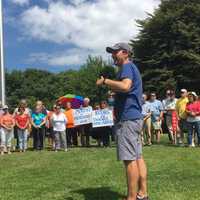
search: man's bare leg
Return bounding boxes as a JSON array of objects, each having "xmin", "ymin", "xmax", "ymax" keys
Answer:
[
  {"xmin": 137, "ymin": 158, "xmax": 148, "ymax": 198},
  {"xmin": 124, "ymin": 160, "xmax": 139, "ymax": 200}
]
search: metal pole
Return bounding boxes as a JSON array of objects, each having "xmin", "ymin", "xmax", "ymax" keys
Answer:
[{"xmin": 0, "ymin": 0, "xmax": 5, "ymax": 105}]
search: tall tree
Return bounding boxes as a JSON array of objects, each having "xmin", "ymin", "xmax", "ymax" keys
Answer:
[
  {"xmin": 131, "ymin": 0, "xmax": 200, "ymax": 96},
  {"xmin": 78, "ymin": 56, "xmax": 115, "ymax": 104}
]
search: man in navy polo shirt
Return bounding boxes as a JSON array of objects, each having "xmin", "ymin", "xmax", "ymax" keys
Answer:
[{"xmin": 96, "ymin": 43, "xmax": 149, "ymax": 200}]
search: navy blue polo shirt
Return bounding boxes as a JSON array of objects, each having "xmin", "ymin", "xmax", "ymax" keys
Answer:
[{"xmin": 114, "ymin": 62, "xmax": 143, "ymax": 121}]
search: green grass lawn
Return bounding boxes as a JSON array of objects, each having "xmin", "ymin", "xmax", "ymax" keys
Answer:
[{"xmin": 0, "ymin": 135, "xmax": 200, "ymax": 200}]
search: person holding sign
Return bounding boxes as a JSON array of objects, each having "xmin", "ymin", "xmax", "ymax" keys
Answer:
[
  {"xmin": 80, "ymin": 98, "xmax": 92, "ymax": 147},
  {"xmin": 99, "ymin": 101, "xmax": 112, "ymax": 147},
  {"xmin": 96, "ymin": 43, "xmax": 149, "ymax": 200}
]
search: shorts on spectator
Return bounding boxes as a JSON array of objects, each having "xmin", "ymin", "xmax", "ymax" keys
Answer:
[{"xmin": 152, "ymin": 121, "xmax": 162, "ymax": 130}]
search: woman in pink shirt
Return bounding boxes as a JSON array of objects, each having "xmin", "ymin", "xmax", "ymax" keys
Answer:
[{"xmin": 186, "ymin": 92, "xmax": 200, "ymax": 147}]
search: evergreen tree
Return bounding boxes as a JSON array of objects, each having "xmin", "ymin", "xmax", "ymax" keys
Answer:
[{"xmin": 131, "ymin": 0, "xmax": 200, "ymax": 96}]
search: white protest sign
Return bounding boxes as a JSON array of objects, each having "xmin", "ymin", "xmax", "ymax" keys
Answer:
[
  {"xmin": 92, "ymin": 109, "xmax": 114, "ymax": 128},
  {"xmin": 74, "ymin": 106, "xmax": 93, "ymax": 126}
]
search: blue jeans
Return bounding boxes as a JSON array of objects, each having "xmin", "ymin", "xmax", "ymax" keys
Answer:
[
  {"xmin": 187, "ymin": 121, "xmax": 200, "ymax": 145},
  {"xmin": 17, "ymin": 128, "xmax": 28, "ymax": 150}
]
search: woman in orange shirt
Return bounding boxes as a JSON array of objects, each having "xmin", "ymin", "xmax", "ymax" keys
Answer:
[
  {"xmin": 0, "ymin": 105, "xmax": 15, "ymax": 155},
  {"xmin": 64, "ymin": 102, "xmax": 78, "ymax": 147}
]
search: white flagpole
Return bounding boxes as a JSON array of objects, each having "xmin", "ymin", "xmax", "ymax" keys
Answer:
[{"xmin": 0, "ymin": 0, "xmax": 5, "ymax": 105}]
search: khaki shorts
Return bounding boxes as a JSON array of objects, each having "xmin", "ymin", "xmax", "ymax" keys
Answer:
[{"xmin": 152, "ymin": 121, "xmax": 162, "ymax": 130}]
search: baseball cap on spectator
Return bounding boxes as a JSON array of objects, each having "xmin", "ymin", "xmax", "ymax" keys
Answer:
[
  {"xmin": 150, "ymin": 92, "xmax": 156, "ymax": 96},
  {"xmin": 3, "ymin": 105, "xmax": 8, "ymax": 109},
  {"xmin": 180, "ymin": 89, "xmax": 187, "ymax": 93},
  {"xmin": 106, "ymin": 43, "xmax": 132, "ymax": 53},
  {"xmin": 188, "ymin": 91, "xmax": 197, "ymax": 97}
]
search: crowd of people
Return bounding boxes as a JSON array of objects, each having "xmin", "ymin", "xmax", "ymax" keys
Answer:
[
  {"xmin": 0, "ymin": 88, "xmax": 199, "ymax": 155},
  {"xmin": 142, "ymin": 88, "xmax": 200, "ymax": 147},
  {"xmin": 0, "ymin": 97, "xmax": 114, "ymax": 155}
]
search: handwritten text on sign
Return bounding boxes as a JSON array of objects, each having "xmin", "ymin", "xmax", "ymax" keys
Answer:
[
  {"xmin": 92, "ymin": 109, "xmax": 114, "ymax": 128},
  {"xmin": 74, "ymin": 107, "xmax": 93, "ymax": 126}
]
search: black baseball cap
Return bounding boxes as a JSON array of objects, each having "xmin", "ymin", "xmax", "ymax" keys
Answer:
[{"xmin": 106, "ymin": 42, "xmax": 132, "ymax": 53}]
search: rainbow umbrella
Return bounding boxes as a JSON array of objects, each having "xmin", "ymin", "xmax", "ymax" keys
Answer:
[{"xmin": 57, "ymin": 94, "xmax": 84, "ymax": 108}]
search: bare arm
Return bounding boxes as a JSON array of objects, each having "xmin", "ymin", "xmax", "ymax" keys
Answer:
[
  {"xmin": 159, "ymin": 111, "xmax": 164, "ymax": 121},
  {"xmin": 15, "ymin": 120, "xmax": 21, "ymax": 129},
  {"xmin": 96, "ymin": 76, "xmax": 132, "ymax": 93},
  {"xmin": 21, "ymin": 118, "xmax": 30, "ymax": 129},
  {"xmin": 31, "ymin": 118, "xmax": 38, "ymax": 128},
  {"xmin": 39, "ymin": 116, "xmax": 47, "ymax": 127},
  {"xmin": 11, "ymin": 118, "xmax": 15, "ymax": 128},
  {"xmin": 1, "ymin": 121, "xmax": 8, "ymax": 129},
  {"xmin": 143, "ymin": 113, "xmax": 151, "ymax": 121}
]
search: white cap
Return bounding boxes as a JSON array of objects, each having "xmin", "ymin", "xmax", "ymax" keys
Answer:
[
  {"xmin": 188, "ymin": 91, "xmax": 198, "ymax": 97},
  {"xmin": 3, "ymin": 105, "xmax": 8, "ymax": 109},
  {"xmin": 181, "ymin": 89, "xmax": 187, "ymax": 93}
]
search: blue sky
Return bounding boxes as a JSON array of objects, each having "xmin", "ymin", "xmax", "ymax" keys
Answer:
[{"xmin": 4, "ymin": 0, "xmax": 160, "ymax": 73}]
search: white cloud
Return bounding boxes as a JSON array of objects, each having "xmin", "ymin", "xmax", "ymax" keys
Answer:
[
  {"xmin": 12, "ymin": 0, "xmax": 30, "ymax": 6},
  {"xmin": 19, "ymin": 0, "xmax": 160, "ymax": 66},
  {"xmin": 27, "ymin": 48, "xmax": 102, "ymax": 66}
]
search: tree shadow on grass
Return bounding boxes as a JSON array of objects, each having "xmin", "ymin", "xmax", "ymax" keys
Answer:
[{"xmin": 65, "ymin": 187, "xmax": 124, "ymax": 200}]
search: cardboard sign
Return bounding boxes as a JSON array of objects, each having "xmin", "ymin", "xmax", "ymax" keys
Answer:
[
  {"xmin": 92, "ymin": 109, "xmax": 114, "ymax": 128},
  {"xmin": 73, "ymin": 107, "xmax": 92, "ymax": 126}
]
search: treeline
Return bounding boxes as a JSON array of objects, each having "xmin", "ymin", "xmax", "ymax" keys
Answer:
[
  {"xmin": 6, "ymin": 0, "xmax": 200, "ymax": 108},
  {"xmin": 6, "ymin": 57, "xmax": 116, "ymax": 109}
]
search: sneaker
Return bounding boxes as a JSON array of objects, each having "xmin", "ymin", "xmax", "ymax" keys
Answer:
[
  {"xmin": 1, "ymin": 151, "xmax": 4, "ymax": 155},
  {"xmin": 64, "ymin": 148, "xmax": 68, "ymax": 152},
  {"xmin": 8, "ymin": 151, "xmax": 12, "ymax": 155},
  {"xmin": 137, "ymin": 195, "xmax": 150, "ymax": 200}
]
